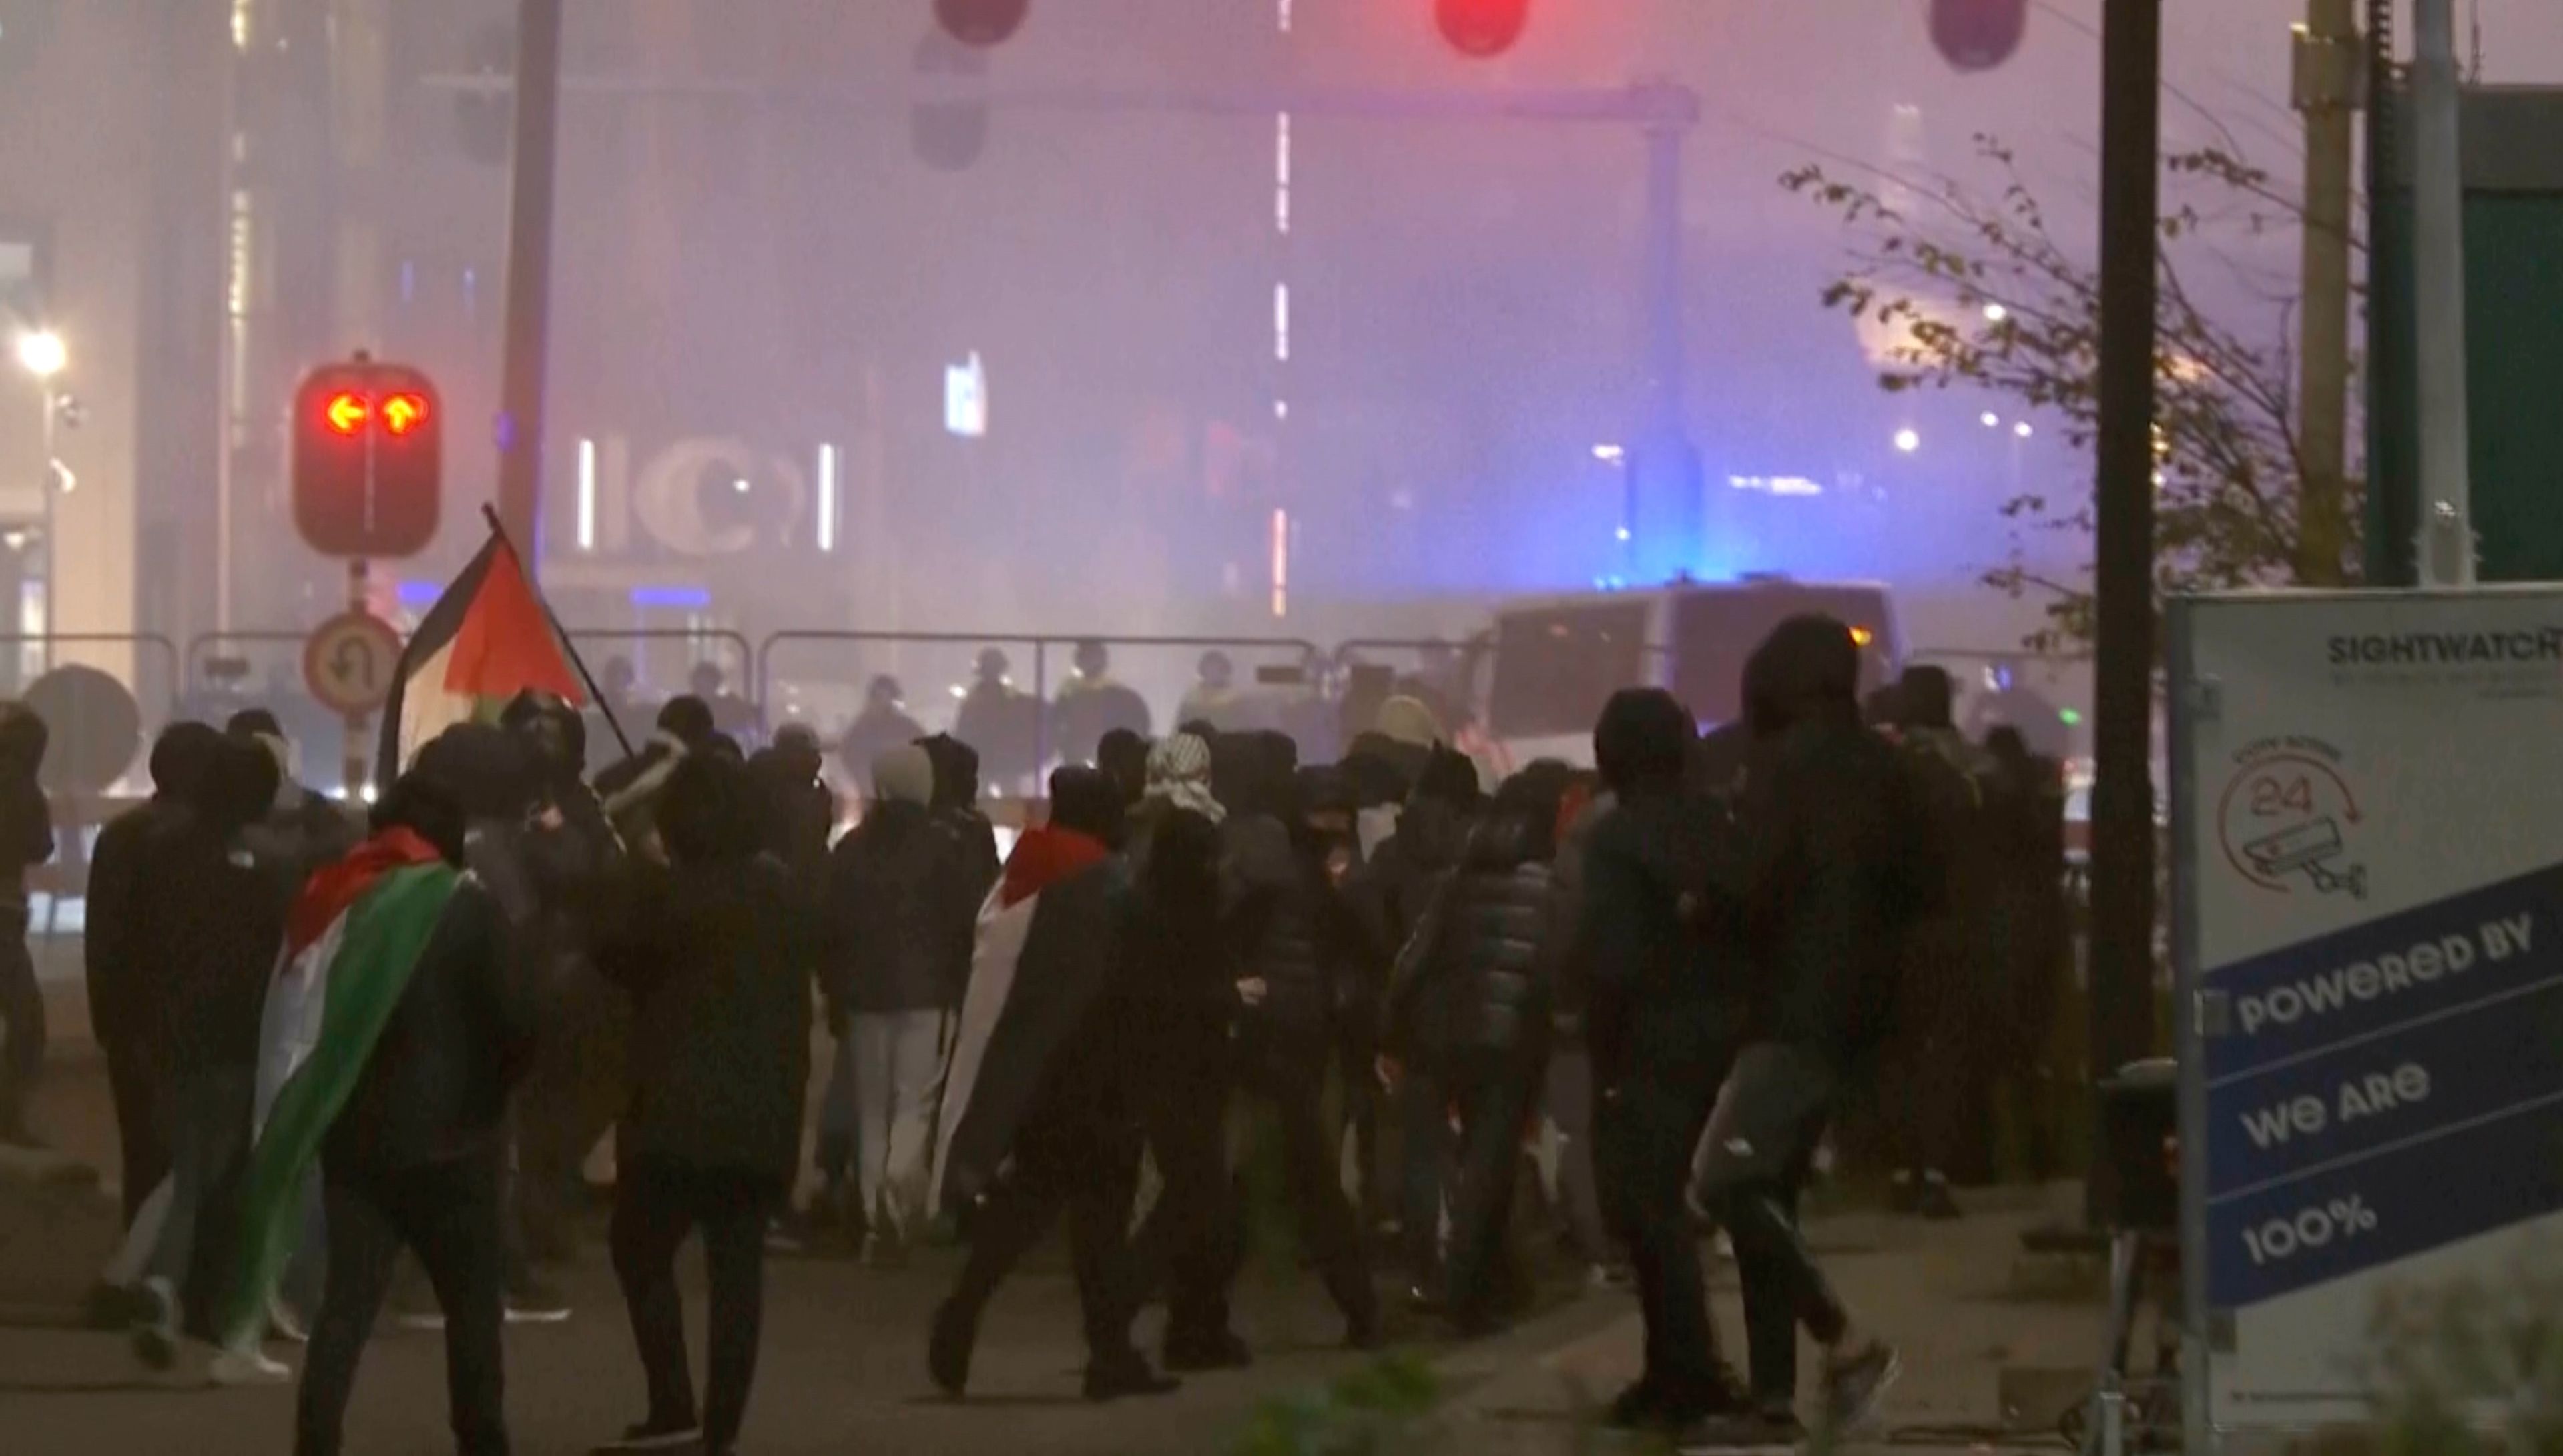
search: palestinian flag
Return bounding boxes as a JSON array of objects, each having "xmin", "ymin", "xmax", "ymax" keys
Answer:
[
  {"xmin": 220, "ymin": 828, "xmax": 459, "ymax": 1349},
  {"xmin": 931, "ymin": 827, "xmax": 1119, "ymax": 1218},
  {"xmin": 378, "ymin": 529, "xmax": 585, "ymax": 777}
]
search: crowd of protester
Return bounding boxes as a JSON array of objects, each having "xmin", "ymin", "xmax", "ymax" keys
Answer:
[{"xmin": 0, "ymin": 611, "xmax": 2069, "ymax": 1454}]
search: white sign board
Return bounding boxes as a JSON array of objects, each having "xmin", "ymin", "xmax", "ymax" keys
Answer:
[{"xmin": 2171, "ymin": 589, "xmax": 2563, "ymax": 1439}]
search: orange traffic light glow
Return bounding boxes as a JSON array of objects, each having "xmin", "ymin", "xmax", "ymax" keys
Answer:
[
  {"xmin": 382, "ymin": 392, "xmax": 429, "ymax": 437},
  {"xmin": 324, "ymin": 392, "xmax": 369, "ymax": 436}
]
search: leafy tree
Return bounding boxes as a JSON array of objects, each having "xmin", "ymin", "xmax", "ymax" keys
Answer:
[{"xmin": 1785, "ymin": 137, "xmax": 2359, "ymax": 652}]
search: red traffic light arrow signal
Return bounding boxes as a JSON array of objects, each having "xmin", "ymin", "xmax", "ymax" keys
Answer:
[
  {"xmin": 325, "ymin": 392, "xmax": 370, "ymax": 436},
  {"xmin": 1436, "ymin": 0, "xmax": 1532, "ymax": 58},
  {"xmin": 292, "ymin": 360, "xmax": 444, "ymax": 560}
]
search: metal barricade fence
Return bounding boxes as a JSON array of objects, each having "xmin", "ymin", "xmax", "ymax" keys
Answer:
[
  {"xmin": 561, "ymin": 627, "xmax": 758, "ymax": 769},
  {"xmin": 188, "ymin": 631, "xmax": 363, "ymax": 793},
  {"xmin": 3, "ymin": 633, "xmax": 184, "ymax": 932},
  {"xmin": 759, "ymin": 630, "xmax": 1322, "ymax": 799}
]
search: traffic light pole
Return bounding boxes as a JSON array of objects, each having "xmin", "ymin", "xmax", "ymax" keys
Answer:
[
  {"xmin": 494, "ymin": 0, "xmax": 565, "ymax": 573},
  {"xmin": 346, "ymin": 557, "xmax": 372, "ymax": 799},
  {"xmin": 2087, "ymin": 0, "xmax": 2161, "ymax": 1170}
]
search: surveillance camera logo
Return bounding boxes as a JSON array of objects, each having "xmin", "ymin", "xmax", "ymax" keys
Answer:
[{"xmin": 2219, "ymin": 739, "xmax": 2367, "ymax": 900}]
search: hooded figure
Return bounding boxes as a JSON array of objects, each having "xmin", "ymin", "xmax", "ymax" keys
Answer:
[
  {"xmin": 822, "ymin": 743, "xmax": 974, "ymax": 1255},
  {"xmin": 125, "ymin": 734, "xmax": 288, "ymax": 1365},
  {"xmin": 929, "ymin": 766, "xmax": 1174, "ymax": 1404},
  {"xmin": 594, "ymin": 752, "xmax": 818, "ymax": 1453},
  {"xmin": 1574, "ymin": 687, "xmax": 1749, "ymax": 1434},
  {"xmin": 86, "ymin": 721, "xmax": 221, "ymax": 1213},
  {"xmin": 1881, "ymin": 664, "xmax": 1999, "ymax": 1210},
  {"xmin": 597, "ymin": 696, "xmax": 718, "ymax": 854},
  {"xmin": 954, "ymin": 650, "xmax": 1040, "ymax": 795},
  {"xmin": 227, "ymin": 711, "xmax": 360, "ymax": 906},
  {"xmin": 1686, "ymin": 616, "xmax": 1915, "ymax": 1438},
  {"xmin": 1381, "ymin": 768, "xmax": 1568, "ymax": 1335},
  {"xmin": 915, "ymin": 733, "xmax": 1002, "ymax": 928},
  {"xmin": 0, "ymin": 704, "xmax": 51, "ymax": 1144}
]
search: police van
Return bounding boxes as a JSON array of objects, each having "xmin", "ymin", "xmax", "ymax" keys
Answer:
[{"xmin": 1474, "ymin": 576, "xmax": 1903, "ymax": 769}]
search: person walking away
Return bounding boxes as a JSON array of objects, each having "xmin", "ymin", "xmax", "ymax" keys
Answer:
[
  {"xmin": 1381, "ymin": 769, "xmax": 1567, "ymax": 1336},
  {"xmin": 1220, "ymin": 735, "xmax": 1382, "ymax": 1349},
  {"xmin": 1884, "ymin": 664, "xmax": 1998, "ymax": 1216},
  {"xmin": 592, "ymin": 754, "xmax": 817, "ymax": 1455},
  {"xmin": 493, "ymin": 693, "xmax": 629, "ymax": 1271},
  {"xmin": 1689, "ymin": 616, "xmax": 1925, "ymax": 1441},
  {"xmin": 1052, "ymin": 639, "xmax": 1153, "ymax": 769},
  {"xmin": 1538, "ymin": 769, "xmax": 1620, "ymax": 1283},
  {"xmin": 916, "ymin": 732, "xmax": 1001, "ymax": 916},
  {"xmin": 1352, "ymin": 745, "xmax": 1479, "ymax": 1305},
  {"xmin": 1120, "ymin": 735, "xmax": 1249, "ymax": 1371},
  {"xmin": 928, "ymin": 768, "xmax": 1175, "ymax": 1403},
  {"xmin": 1095, "ymin": 727, "xmax": 1151, "ymax": 814},
  {"xmin": 126, "ymin": 736, "xmax": 290, "ymax": 1365},
  {"xmin": 228, "ymin": 709, "xmax": 360, "ymax": 880},
  {"xmin": 0, "ymin": 703, "xmax": 53, "ymax": 1146},
  {"xmin": 1978, "ymin": 727, "xmax": 2069, "ymax": 1183},
  {"xmin": 825, "ymin": 745, "xmax": 965, "ymax": 1260},
  {"xmin": 1573, "ymin": 691, "xmax": 1748, "ymax": 1435},
  {"xmin": 748, "ymin": 724, "xmax": 836, "ymax": 891},
  {"xmin": 85, "ymin": 723, "xmax": 218, "ymax": 1230},
  {"xmin": 952, "ymin": 650, "xmax": 1039, "ymax": 795},
  {"xmin": 290, "ymin": 765, "xmax": 535, "ymax": 1456}
]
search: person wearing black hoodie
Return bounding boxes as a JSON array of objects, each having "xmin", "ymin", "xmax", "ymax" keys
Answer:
[
  {"xmin": 128, "ymin": 734, "xmax": 289, "ymax": 1365},
  {"xmin": 0, "ymin": 703, "xmax": 53, "ymax": 1145},
  {"xmin": 1352, "ymin": 745, "xmax": 1479, "ymax": 1307},
  {"xmin": 85, "ymin": 721, "xmax": 220, "ymax": 1217},
  {"xmin": 1576, "ymin": 689, "xmax": 1743, "ymax": 1435},
  {"xmin": 1688, "ymin": 615, "xmax": 1922, "ymax": 1438},
  {"xmin": 595, "ymin": 753, "xmax": 820, "ymax": 1456},
  {"xmin": 293, "ymin": 764, "xmax": 532, "ymax": 1456},
  {"xmin": 1382, "ymin": 768, "xmax": 1568, "ymax": 1336},
  {"xmin": 916, "ymin": 732, "xmax": 1002, "ymax": 926},
  {"xmin": 1219, "ymin": 733, "xmax": 1383, "ymax": 1349}
]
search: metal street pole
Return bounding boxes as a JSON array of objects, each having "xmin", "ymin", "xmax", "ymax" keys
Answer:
[
  {"xmin": 494, "ymin": 0, "xmax": 564, "ymax": 570},
  {"xmin": 2409, "ymin": 0, "xmax": 2475, "ymax": 587},
  {"xmin": 38, "ymin": 388, "xmax": 54, "ymax": 673},
  {"xmin": 2292, "ymin": 0, "xmax": 2359, "ymax": 587},
  {"xmin": 2088, "ymin": 0, "xmax": 2162, "ymax": 1097}
]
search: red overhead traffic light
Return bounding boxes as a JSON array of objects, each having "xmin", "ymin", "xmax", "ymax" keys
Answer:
[
  {"xmin": 292, "ymin": 359, "xmax": 443, "ymax": 559},
  {"xmin": 1929, "ymin": 0, "xmax": 2028, "ymax": 71},
  {"xmin": 934, "ymin": 0, "xmax": 1028, "ymax": 48},
  {"xmin": 324, "ymin": 391, "xmax": 369, "ymax": 436},
  {"xmin": 1436, "ymin": 0, "xmax": 1530, "ymax": 58}
]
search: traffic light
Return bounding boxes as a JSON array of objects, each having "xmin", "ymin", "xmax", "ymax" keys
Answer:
[
  {"xmin": 1436, "ymin": 0, "xmax": 1530, "ymax": 58},
  {"xmin": 292, "ymin": 359, "xmax": 443, "ymax": 559},
  {"xmin": 934, "ymin": 0, "xmax": 1028, "ymax": 48},
  {"xmin": 1928, "ymin": 0, "xmax": 2028, "ymax": 72}
]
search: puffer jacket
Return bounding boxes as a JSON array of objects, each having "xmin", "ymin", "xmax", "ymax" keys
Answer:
[
  {"xmin": 1384, "ymin": 811, "xmax": 1561, "ymax": 1072},
  {"xmin": 1225, "ymin": 813, "xmax": 1337, "ymax": 1040},
  {"xmin": 826, "ymin": 799, "xmax": 970, "ymax": 1015}
]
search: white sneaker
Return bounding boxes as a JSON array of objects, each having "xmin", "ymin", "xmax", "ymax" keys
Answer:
[{"xmin": 210, "ymin": 1346, "xmax": 293, "ymax": 1387}]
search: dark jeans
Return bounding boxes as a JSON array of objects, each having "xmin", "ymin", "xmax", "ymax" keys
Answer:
[
  {"xmin": 1129, "ymin": 1062, "xmax": 1241, "ymax": 1348},
  {"xmin": 1690, "ymin": 1042, "xmax": 1851, "ymax": 1407},
  {"xmin": 1596, "ymin": 1062, "xmax": 1727, "ymax": 1403},
  {"xmin": 102, "ymin": 1038, "xmax": 168, "ymax": 1227},
  {"xmin": 1444, "ymin": 1058, "xmax": 1539, "ymax": 1326},
  {"xmin": 1394, "ymin": 1069, "xmax": 1454, "ymax": 1293},
  {"xmin": 610, "ymin": 1159, "xmax": 777, "ymax": 1450},
  {"xmin": 0, "ymin": 926, "xmax": 41, "ymax": 1136},
  {"xmin": 1235, "ymin": 1041, "xmax": 1379, "ymax": 1332},
  {"xmin": 948, "ymin": 1112, "xmax": 1143, "ymax": 1367},
  {"xmin": 297, "ymin": 1156, "xmax": 510, "ymax": 1456},
  {"xmin": 1542, "ymin": 1046, "xmax": 1613, "ymax": 1266}
]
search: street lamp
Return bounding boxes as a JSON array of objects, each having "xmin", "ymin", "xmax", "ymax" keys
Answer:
[{"xmin": 15, "ymin": 330, "xmax": 67, "ymax": 672}]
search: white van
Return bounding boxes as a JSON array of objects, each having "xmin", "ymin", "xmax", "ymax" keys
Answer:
[{"xmin": 1474, "ymin": 577, "xmax": 1904, "ymax": 768}]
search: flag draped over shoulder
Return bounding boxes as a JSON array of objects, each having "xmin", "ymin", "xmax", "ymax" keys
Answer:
[
  {"xmin": 930, "ymin": 833, "xmax": 1120, "ymax": 1218},
  {"xmin": 378, "ymin": 530, "xmax": 585, "ymax": 777},
  {"xmin": 220, "ymin": 829, "xmax": 457, "ymax": 1347}
]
